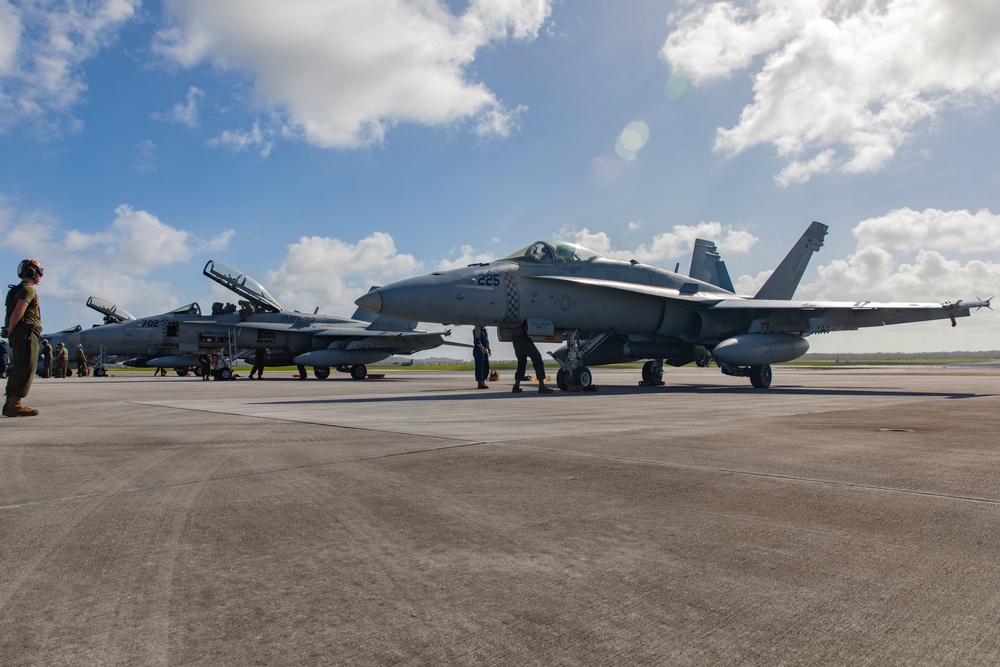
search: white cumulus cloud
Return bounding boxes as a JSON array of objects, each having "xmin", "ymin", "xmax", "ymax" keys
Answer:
[
  {"xmin": 662, "ymin": 0, "xmax": 1000, "ymax": 184},
  {"xmin": 801, "ymin": 208, "xmax": 1000, "ymax": 303},
  {"xmin": 0, "ymin": 198, "xmax": 235, "ymax": 325},
  {"xmin": 155, "ymin": 0, "xmax": 552, "ymax": 150},
  {"xmin": 152, "ymin": 86, "xmax": 204, "ymax": 127},
  {"xmin": 266, "ymin": 232, "xmax": 423, "ymax": 314},
  {"xmin": 559, "ymin": 222, "xmax": 757, "ymax": 264},
  {"xmin": 0, "ymin": 0, "xmax": 139, "ymax": 133}
]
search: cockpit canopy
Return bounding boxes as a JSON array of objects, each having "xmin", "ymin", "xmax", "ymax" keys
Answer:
[
  {"xmin": 203, "ymin": 260, "xmax": 282, "ymax": 313},
  {"xmin": 502, "ymin": 240, "xmax": 603, "ymax": 264},
  {"xmin": 169, "ymin": 302, "xmax": 202, "ymax": 316},
  {"xmin": 86, "ymin": 296, "xmax": 135, "ymax": 323}
]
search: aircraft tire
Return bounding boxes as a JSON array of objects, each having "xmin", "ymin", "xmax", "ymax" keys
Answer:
[
  {"xmin": 313, "ymin": 366, "xmax": 331, "ymax": 380},
  {"xmin": 641, "ymin": 360, "xmax": 662, "ymax": 384},
  {"xmin": 572, "ymin": 367, "xmax": 593, "ymax": 389},
  {"xmin": 94, "ymin": 367, "xmax": 107, "ymax": 377},
  {"xmin": 216, "ymin": 367, "xmax": 233, "ymax": 381},
  {"xmin": 350, "ymin": 364, "xmax": 367, "ymax": 380},
  {"xmin": 176, "ymin": 368, "xmax": 189, "ymax": 377},
  {"xmin": 749, "ymin": 364, "xmax": 772, "ymax": 389},
  {"xmin": 556, "ymin": 368, "xmax": 568, "ymax": 391}
]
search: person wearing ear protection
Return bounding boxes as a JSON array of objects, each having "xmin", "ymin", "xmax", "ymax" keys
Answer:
[{"xmin": 3, "ymin": 259, "xmax": 44, "ymax": 417}]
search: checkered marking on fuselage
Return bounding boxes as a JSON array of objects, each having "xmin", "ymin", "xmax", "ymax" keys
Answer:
[{"xmin": 502, "ymin": 272, "xmax": 520, "ymax": 326}]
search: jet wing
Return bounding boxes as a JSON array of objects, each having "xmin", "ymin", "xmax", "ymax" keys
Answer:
[
  {"xmin": 708, "ymin": 298, "xmax": 990, "ymax": 333},
  {"xmin": 532, "ymin": 276, "xmax": 989, "ymax": 333}
]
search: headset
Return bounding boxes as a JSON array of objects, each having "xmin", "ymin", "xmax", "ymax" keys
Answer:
[{"xmin": 17, "ymin": 259, "xmax": 43, "ymax": 280}]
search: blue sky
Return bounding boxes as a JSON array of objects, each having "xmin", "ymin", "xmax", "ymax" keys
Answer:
[{"xmin": 1, "ymin": 0, "xmax": 998, "ymax": 355}]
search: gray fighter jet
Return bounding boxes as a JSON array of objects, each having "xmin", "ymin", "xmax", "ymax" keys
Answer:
[
  {"xmin": 354, "ymin": 221, "xmax": 990, "ymax": 390},
  {"xmin": 74, "ymin": 260, "xmax": 458, "ymax": 379},
  {"xmin": 39, "ymin": 297, "xmax": 143, "ymax": 377}
]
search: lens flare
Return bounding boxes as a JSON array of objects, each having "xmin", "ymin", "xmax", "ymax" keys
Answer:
[
  {"xmin": 615, "ymin": 120, "xmax": 650, "ymax": 159},
  {"xmin": 664, "ymin": 75, "xmax": 690, "ymax": 100}
]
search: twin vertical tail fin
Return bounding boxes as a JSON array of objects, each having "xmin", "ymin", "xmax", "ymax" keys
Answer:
[
  {"xmin": 753, "ymin": 221, "xmax": 828, "ymax": 300},
  {"xmin": 688, "ymin": 239, "xmax": 735, "ymax": 292}
]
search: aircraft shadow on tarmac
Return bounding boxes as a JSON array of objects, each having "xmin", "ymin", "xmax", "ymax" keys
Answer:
[{"xmin": 248, "ymin": 383, "xmax": 988, "ymax": 407}]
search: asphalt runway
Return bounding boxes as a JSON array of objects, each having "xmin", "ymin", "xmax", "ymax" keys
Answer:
[{"xmin": 3, "ymin": 365, "xmax": 1000, "ymax": 665}]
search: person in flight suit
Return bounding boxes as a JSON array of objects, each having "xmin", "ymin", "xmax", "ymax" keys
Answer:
[
  {"xmin": 39, "ymin": 339, "xmax": 52, "ymax": 378},
  {"xmin": 473, "ymin": 325, "xmax": 491, "ymax": 389},
  {"xmin": 3, "ymin": 259, "xmax": 44, "ymax": 417}
]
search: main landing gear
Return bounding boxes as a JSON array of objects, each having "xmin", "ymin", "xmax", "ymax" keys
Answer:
[
  {"xmin": 640, "ymin": 359, "xmax": 664, "ymax": 386},
  {"xmin": 719, "ymin": 363, "xmax": 773, "ymax": 389},
  {"xmin": 334, "ymin": 364, "xmax": 368, "ymax": 380}
]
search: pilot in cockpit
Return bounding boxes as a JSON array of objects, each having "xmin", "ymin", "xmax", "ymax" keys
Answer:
[
  {"xmin": 555, "ymin": 244, "xmax": 580, "ymax": 263},
  {"xmin": 526, "ymin": 242, "xmax": 553, "ymax": 263}
]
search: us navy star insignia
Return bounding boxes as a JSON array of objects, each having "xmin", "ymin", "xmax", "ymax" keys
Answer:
[{"xmin": 556, "ymin": 295, "xmax": 576, "ymax": 311}]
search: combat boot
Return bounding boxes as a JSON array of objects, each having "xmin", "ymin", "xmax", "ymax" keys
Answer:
[
  {"xmin": 16, "ymin": 398, "xmax": 39, "ymax": 416},
  {"xmin": 4, "ymin": 395, "xmax": 39, "ymax": 417}
]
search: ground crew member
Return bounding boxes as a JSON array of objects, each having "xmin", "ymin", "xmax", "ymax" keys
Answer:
[
  {"xmin": 3, "ymin": 259, "xmax": 44, "ymax": 417},
  {"xmin": 55, "ymin": 342, "xmax": 68, "ymax": 378},
  {"xmin": 38, "ymin": 338, "xmax": 52, "ymax": 378},
  {"xmin": 74, "ymin": 344, "xmax": 87, "ymax": 376},
  {"xmin": 473, "ymin": 325, "xmax": 491, "ymax": 389},
  {"xmin": 511, "ymin": 322, "xmax": 553, "ymax": 394},
  {"xmin": 249, "ymin": 347, "xmax": 268, "ymax": 379},
  {"xmin": 39, "ymin": 339, "xmax": 52, "ymax": 378}
]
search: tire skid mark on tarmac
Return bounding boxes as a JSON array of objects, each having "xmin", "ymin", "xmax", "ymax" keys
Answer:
[{"xmin": 0, "ymin": 444, "xmax": 214, "ymax": 629}]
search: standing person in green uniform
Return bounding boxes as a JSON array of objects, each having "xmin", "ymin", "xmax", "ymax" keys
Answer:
[
  {"xmin": 74, "ymin": 344, "xmax": 88, "ymax": 376},
  {"xmin": 2, "ymin": 259, "xmax": 44, "ymax": 417},
  {"xmin": 55, "ymin": 342, "xmax": 69, "ymax": 378}
]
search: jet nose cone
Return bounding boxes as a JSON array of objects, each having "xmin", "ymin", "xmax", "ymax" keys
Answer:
[
  {"xmin": 355, "ymin": 289, "xmax": 383, "ymax": 314},
  {"xmin": 76, "ymin": 323, "xmax": 122, "ymax": 346}
]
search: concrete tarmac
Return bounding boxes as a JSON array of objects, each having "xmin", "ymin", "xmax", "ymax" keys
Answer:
[{"xmin": 3, "ymin": 365, "xmax": 1000, "ymax": 666}]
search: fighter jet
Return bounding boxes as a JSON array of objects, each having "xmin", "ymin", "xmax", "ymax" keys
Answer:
[
  {"xmin": 354, "ymin": 221, "xmax": 991, "ymax": 390},
  {"xmin": 38, "ymin": 297, "xmax": 144, "ymax": 377},
  {"xmin": 74, "ymin": 260, "xmax": 458, "ymax": 379}
]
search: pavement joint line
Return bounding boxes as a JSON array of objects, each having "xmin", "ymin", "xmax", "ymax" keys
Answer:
[{"xmin": 510, "ymin": 443, "xmax": 1000, "ymax": 506}]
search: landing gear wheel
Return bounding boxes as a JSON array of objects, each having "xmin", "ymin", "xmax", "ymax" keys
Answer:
[
  {"xmin": 94, "ymin": 367, "xmax": 107, "ymax": 377},
  {"xmin": 176, "ymin": 368, "xmax": 189, "ymax": 377},
  {"xmin": 749, "ymin": 364, "xmax": 772, "ymax": 389},
  {"xmin": 313, "ymin": 366, "xmax": 331, "ymax": 380},
  {"xmin": 641, "ymin": 360, "xmax": 663, "ymax": 385},
  {"xmin": 350, "ymin": 364, "xmax": 368, "ymax": 380},
  {"xmin": 194, "ymin": 366, "xmax": 203, "ymax": 377},
  {"xmin": 572, "ymin": 367, "xmax": 593, "ymax": 389},
  {"xmin": 216, "ymin": 367, "xmax": 233, "ymax": 381},
  {"xmin": 556, "ymin": 368, "xmax": 568, "ymax": 391}
]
